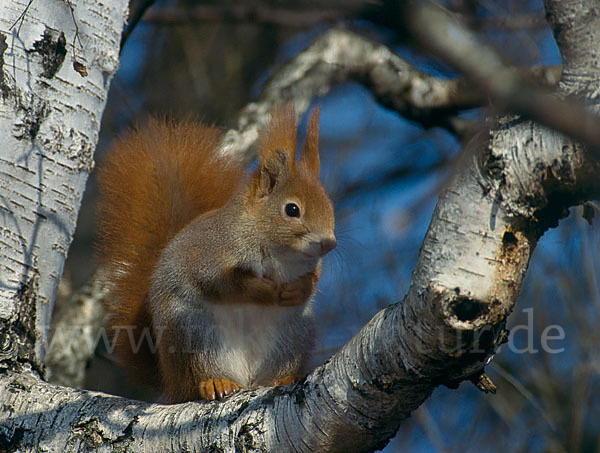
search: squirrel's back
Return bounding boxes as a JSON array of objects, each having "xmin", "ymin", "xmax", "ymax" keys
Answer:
[{"xmin": 96, "ymin": 118, "xmax": 243, "ymax": 386}]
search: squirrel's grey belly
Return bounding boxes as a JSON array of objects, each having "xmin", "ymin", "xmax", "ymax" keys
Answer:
[{"xmin": 206, "ymin": 302, "xmax": 315, "ymax": 387}]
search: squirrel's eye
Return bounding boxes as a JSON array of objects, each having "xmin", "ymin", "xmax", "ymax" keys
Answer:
[{"xmin": 285, "ymin": 203, "xmax": 300, "ymax": 218}]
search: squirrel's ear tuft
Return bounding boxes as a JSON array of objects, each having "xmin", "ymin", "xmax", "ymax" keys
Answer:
[
  {"xmin": 300, "ymin": 106, "xmax": 320, "ymax": 176},
  {"xmin": 256, "ymin": 148, "xmax": 291, "ymax": 197},
  {"xmin": 258, "ymin": 104, "xmax": 297, "ymax": 166},
  {"xmin": 254, "ymin": 104, "xmax": 297, "ymax": 197}
]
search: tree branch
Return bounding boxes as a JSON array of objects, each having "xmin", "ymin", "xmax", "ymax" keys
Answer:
[
  {"xmin": 220, "ymin": 26, "xmax": 561, "ymax": 163},
  {"xmin": 120, "ymin": 0, "xmax": 157, "ymax": 53},
  {"xmin": 544, "ymin": 0, "xmax": 600, "ymax": 96},
  {"xmin": 45, "ymin": 270, "xmax": 108, "ymax": 388},
  {"xmin": 405, "ymin": 2, "xmax": 600, "ymax": 153}
]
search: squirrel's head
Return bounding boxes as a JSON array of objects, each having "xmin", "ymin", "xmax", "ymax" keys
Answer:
[{"xmin": 248, "ymin": 105, "xmax": 336, "ymax": 261}]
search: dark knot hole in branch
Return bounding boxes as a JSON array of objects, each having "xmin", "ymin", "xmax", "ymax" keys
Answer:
[
  {"xmin": 451, "ymin": 296, "xmax": 489, "ymax": 322},
  {"xmin": 502, "ymin": 231, "xmax": 517, "ymax": 247}
]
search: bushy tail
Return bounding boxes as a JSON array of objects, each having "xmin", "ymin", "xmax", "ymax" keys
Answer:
[{"xmin": 96, "ymin": 118, "xmax": 243, "ymax": 387}]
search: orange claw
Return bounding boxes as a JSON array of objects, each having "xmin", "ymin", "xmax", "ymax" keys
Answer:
[{"xmin": 198, "ymin": 378, "xmax": 241, "ymax": 400}]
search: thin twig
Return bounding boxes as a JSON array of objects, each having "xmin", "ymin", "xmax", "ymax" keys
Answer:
[
  {"xmin": 405, "ymin": 3, "xmax": 600, "ymax": 154},
  {"xmin": 9, "ymin": 0, "xmax": 35, "ymax": 34},
  {"xmin": 63, "ymin": 0, "xmax": 88, "ymax": 76},
  {"xmin": 64, "ymin": 0, "xmax": 83, "ymax": 52},
  {"xmin": 490, "ymin": 363, "xmax": 557, "ymax": 432}
]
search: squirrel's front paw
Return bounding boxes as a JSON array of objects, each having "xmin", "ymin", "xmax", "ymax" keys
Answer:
[
  {"xmin": 242, "ymin": 275, "xmax": 282, "ymax": 305},
  {"xmin": 199, "ymin": 378, "xmax": 241, "ymax": 400},
  {"xmin": 279, "ymin": 273, "xmax": 314, "ymax": 306}
]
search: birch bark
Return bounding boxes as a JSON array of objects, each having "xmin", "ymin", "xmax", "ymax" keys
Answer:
[{"xmin": 0, "ymin": 0, "xmax": 127, "ymax": 380}]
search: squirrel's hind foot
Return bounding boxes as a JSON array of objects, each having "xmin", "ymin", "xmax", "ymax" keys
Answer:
[{"xmin": 199, "ymin": 378, "xmax": 241, "ymax": 400}]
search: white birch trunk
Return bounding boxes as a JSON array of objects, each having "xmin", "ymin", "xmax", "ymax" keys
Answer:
[{"xmin": 0, "ymin": 0, "xmax": 127, "ymax": 367}]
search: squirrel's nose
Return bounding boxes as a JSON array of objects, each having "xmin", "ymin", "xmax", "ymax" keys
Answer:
[{"xmin": 320, "ymin": 237, "xmax": 336, "ymax": 255}]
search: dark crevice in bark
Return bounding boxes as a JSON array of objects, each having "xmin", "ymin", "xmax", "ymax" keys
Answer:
[
  {"xmin": 0, "ymin": 275, "xmax": 42, "ymax": 376},
  {"xmin": 0, "ymin": 426, "xmax": 27, "ymax": 452},
  {"xmin": 28, "ymin": 28, "xmax": 67, "ymax": 79},
  {"xmin": 0, "ymin": 34, "xmax": 9, "ymax": 99},
  {"xmin": 450, "ymin": 297, "xmax": 490, "ymax": 321}
]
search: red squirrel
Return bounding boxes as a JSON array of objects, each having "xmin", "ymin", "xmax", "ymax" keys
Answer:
[{"xmin": 97, "ymin": 106, "xmax": 336, "ymax": 403}]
